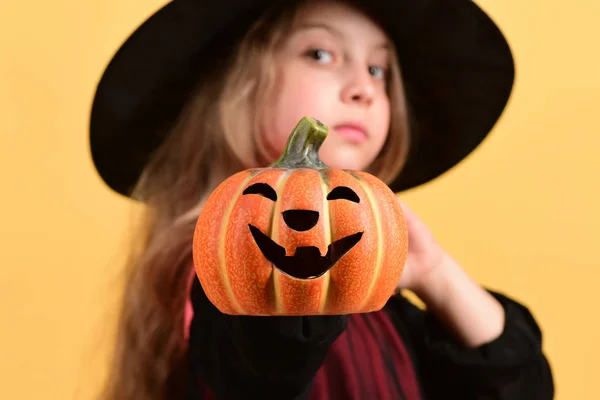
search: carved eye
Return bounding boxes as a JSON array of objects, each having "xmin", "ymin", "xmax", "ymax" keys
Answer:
[
  {"xmin": 327, "ymin": 186, "xmax": 360, "ymax": 203},
  {"xmin": 243, "ymin": 183, "xmax": 277, "ymax": 201}
]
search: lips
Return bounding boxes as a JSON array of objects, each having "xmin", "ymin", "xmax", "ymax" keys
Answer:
[
  {"xmin": 248, "ymin": 225, "xmax": 363, "ymax": 279},
  {"xmin": 333, "ymin": 122, "xmax": 368, "ymax": 143}
]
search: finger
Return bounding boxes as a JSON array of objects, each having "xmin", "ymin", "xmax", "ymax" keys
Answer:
[
  {"xmin": 396, "ymin": 259, "xmax": 413, "ymax": 290},
  {"xmin": 395, "ymin": 197, "xmax": 416, "ymax": 217},
  {"xmin": 395, "ymin": 196, "xmax": 418, "ymax": 228}
]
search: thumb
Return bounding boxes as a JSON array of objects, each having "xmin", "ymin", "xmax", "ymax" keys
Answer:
[{"xmin": 395, "ymin": 196, "xmax": 418, "ymax": 231}]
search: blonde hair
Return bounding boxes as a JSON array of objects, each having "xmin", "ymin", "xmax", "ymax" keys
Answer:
[{"xmin": 98, "ymin": 2, "xmax": 410, "ymax": 399}]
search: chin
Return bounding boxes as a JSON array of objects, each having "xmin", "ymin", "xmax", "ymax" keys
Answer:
[{"xmin": 320, "ymin": 147, "xmax": 373, "ymax": 171}]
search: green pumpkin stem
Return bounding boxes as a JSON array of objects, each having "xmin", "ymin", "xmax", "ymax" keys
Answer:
[{"xmin": 270, "ymin": 116, "xmax": 329, "ymax": 169}]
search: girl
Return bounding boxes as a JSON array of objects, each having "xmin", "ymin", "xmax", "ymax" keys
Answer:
[{"xmin": 89, "ymin": 0, "xmax": 555, "ymax": 399}]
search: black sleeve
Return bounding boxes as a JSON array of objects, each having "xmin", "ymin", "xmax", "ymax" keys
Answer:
[
  {"xmin": 186, "ymin": 276, "xmax": 347, "ymax": 400},
  {"xmin": 388, "ymin": 290, "xmax": 555, "ymax": 400}
]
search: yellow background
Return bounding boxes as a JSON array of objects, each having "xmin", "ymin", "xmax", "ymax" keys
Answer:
[{"xmin": 1, "ymin": 0, "xmax": 598, "ymax": 399}]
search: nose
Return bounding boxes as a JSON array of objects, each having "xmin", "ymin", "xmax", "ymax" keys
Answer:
[
  {"xmin": 340, "ymin": 66, "xmax": 375, "ymax": 106},
  {"xmin": 282, "ymin": 209, "xmax": 319, "ymax": 232}
]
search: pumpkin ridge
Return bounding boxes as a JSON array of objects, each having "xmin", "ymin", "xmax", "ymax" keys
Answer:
[
  {"xmin": 348, "ymin": 171, "xmax": 384, "ymax": 310},
  {"xmin": 219, "ymin": 172, "xmax": 259, "ymax": 314},
  {"xmin": 269, "ymin": 169, "xmax": 293, "ymax": 314},
  {"xmin": 318, "ymin": 171, "xmax": 332, "ymax": 313}
]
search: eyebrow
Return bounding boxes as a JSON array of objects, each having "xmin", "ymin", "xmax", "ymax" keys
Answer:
[
  {"xmin": 293, "ymin": 22, "xmax": 343, "ymax": 38},
  {"xmin": 293, "ymin": 22, "xmax": 390, "ymax": 49}
]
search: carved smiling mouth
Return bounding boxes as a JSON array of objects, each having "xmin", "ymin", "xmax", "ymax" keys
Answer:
[{"xmin": 248, "ymin": 225, "xmax": 363, "ymax": 279}]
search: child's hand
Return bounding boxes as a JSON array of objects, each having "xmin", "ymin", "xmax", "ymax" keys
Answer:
[
  {"xmin": 395, "ymin": 199, "xmax": 446, "ymax": 293},
  {"xmin": 392, "ymin": 199, "xmax": 506, "ymax": 348}
]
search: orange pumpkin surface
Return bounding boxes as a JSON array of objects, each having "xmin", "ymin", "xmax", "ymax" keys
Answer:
[{"xmin": 192, "ymin": 116, "xmax": 408, "ymax": 315}]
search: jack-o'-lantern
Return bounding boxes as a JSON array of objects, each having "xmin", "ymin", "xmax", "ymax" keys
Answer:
[{"xmin": 192, "ymin": 117, "xmax": 408, "ymax": 315}]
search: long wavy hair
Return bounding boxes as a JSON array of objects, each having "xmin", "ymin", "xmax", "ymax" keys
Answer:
[{"xmin": 97, "ymin": 2, "xmax": 411, "ymax": 399}]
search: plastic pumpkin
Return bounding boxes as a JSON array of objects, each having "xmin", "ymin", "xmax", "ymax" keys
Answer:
[{"xmin": 192, "ymin": 116, "xmax": 408, "ymax": 316}]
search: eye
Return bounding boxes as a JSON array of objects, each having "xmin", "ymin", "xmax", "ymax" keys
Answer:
[
  {"xmin": 327, "ymin": 186, "xmax": 360, "ymax": 203},
  {"xmin": 243, "ymin": 183, "xmax": 277, "ymax": 201},
  {"xmin": 305, "ymin": 48, "xmax": 334, "ymax": 64},
  {"xmin": 369, "ymin": 65, "xmax": 387, "ymax": 80}
]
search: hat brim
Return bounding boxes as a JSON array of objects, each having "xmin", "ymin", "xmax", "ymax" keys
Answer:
[{"xmin": 89, "ymin": 0, "xmax": 514, "ymax": 198}]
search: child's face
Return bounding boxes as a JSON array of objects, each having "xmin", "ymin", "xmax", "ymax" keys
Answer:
[{"xmin": 260, "ymin": 0, "xmax": 392, "ymax": 171}]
